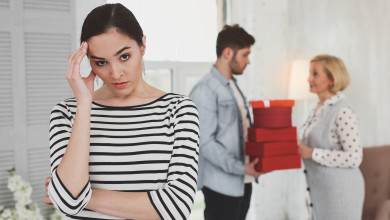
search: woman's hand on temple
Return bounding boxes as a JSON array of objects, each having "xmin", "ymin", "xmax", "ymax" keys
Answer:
[
  {"xmin": 65, "ymin": 42, "xmax": 96, "ymax": 104},
  {"xmin": 298, "ymin": 142, "xmax": 313, "ymax": 159}
]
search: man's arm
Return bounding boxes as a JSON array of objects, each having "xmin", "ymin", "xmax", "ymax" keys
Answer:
[{"xmin": 190, "ymin": 83, "xmax": 245, "ymax": 175}]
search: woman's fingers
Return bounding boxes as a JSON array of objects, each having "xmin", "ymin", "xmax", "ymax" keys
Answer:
[
  {"xmin": 64, "ymin": 42, "xmax": 94, "ymax": 102},
  {"xmin": 43, "ymin": 196, "xmax": 53, "ymax": 206},
  {"xmin": 45, "ymin": 176, "xmax": 51, "ymax": 187},
  {"xmin": 66, "ymin": 42, "xmax": 88, "ymax": 81},
  {"xmin": 44, "ymin": 177, "xmax": 53, "ymax": 205},
  {"xmin": 71, "ymin": 42, "xmax": 88, "ymax": 76},
  {"xmin": 84, "ymin": 70, "xmax": 96, "ymax": 93},
  {"xmin": 66, "ymin": 44, "xmax": 84, "ymax": 79},
  {"xmin": 45, "ymin": 177, "xmax": 51, "ymax": 196}
]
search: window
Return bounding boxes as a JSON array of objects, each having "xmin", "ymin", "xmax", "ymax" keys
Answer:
[
  {"xmin": 144, "ymin": 68, "xmax": 173, "ymax": 92},
  {"xmin": 107, "ymin": 0, "xmax": 218, "ymax": 62}
]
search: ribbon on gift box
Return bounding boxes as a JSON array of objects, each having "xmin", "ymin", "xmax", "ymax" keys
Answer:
[
  {"xmin": 263, "ymin": 100, "xmax": 270, "ymax": 108},
  {"xmin": 250, "ymin": 99, "xmax": 295, "ymax": 108}
]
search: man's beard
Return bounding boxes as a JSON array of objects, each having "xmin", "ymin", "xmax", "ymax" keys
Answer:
[{"xmin": 228, "ymin": 54, "xmax": 244, "ymax": 75}]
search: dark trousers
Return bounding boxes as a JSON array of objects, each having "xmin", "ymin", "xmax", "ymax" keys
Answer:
[{"xmin": 202, "ymin": 183, "xmax": 252, "ymax": 220}]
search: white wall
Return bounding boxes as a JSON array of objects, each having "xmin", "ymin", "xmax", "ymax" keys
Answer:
[
  {"xmin": 231, "ymin": 0, "xmax": 390, "ymax": 219},
  {"xmin": 288, "ymin": 0, "xmax": 390, "ymax": 147},
  {"xmin": 234, "ymin": 0, "xmax": 390, "ymax": 146}
]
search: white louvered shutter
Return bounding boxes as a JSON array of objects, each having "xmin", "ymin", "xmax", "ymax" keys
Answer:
[
  {"xmin": 0, "ymin": 150, "xmax": 15, "ymax": 208},
  {"xmin": 25, "ymin": 32, "xmax": 72, "ymax": 125},
  {"xmin": 23, "ymin": 0, "xmax": 70, "ymax": 11},
  {"xmin": 0, "ymin": 0, "xmax": 10, "ymax": 8},
  {"xmin": 0, "ymin": 0, "xmax": 75, "ymax": 217},
  {"xmin": 0, "ymin": 31, "xmax": 13, "ymax": 126},
  {"xmin": 28, "ymin": 147, "xmax": 52, "ymax": 216}
]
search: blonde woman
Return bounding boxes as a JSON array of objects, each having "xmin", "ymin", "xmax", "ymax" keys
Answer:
[{"xmin": 298, "ymin": 54, "xmax": 364, "ymax": 219}]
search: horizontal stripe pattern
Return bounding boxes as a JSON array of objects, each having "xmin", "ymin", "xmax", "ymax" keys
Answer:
[{"xmin": 48, "ymin": 93, "xmax": 199, "ymax": 219}]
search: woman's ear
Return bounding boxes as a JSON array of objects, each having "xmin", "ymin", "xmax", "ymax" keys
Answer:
[{"xmin": 141, "ymin": 35, "xmax": 146, "ymax": 55}]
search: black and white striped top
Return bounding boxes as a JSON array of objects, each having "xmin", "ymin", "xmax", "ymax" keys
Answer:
[{"xmin": 48, "ymin": 93, "xmax": 199, "ymax": 220}]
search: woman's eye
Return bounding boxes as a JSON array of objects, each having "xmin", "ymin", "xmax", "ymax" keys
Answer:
[
  {"xmin": 96, "ymin": 61, "xmax": 107, "ymax": 66},
  {"xmin": 120, "ymin": 54, "xmax": 130, "ymax": 61},
  {"xmin": 313, "ymin": 72, "xmax": 318, "ymax": 76}
]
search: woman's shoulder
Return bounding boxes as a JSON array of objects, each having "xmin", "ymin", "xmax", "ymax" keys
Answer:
[
  {"xmin": 163, "ymin": 93, "xmax": 197, "ymax": 108},
  {"xmin": 51, "ymin": 97, "xmax": 76, "ymax": 114},
  {"xmin": 336, "ymin": 105, "xmax": 358, "ymax": 119},
  {"xmin": 333, "ymin": 95, "xmax": 356, "ymax": 114},
  {"xmin": 49, "ymin": 98, "xmax": 76, "ymax": 123},
  {"xmin": 158, "ymin": 93, "xmax": 197, "ymax": 115}
]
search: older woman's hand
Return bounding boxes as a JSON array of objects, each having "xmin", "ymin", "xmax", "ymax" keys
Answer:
[{"xmin": 298, "ymin": 142, "xmax": 313, "ymax": 159}]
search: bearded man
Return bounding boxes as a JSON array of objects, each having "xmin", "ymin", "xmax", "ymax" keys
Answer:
[{"xmin": 189, "ymin": 24, "xmax": 262, "ymax": 220}]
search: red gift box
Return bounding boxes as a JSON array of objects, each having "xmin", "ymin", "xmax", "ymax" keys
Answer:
[
  {"xmin": 245, "ymin": 141, "xmax": 298, "ymax": 157},
  {"xmin": 250, "ymin": 99, "xmax": 295, "ymax": 109},
  {"xmin": 250, "ymin": 154, "xmax": 301, "ymax": 172},
  {"xmin": 253, "ymin": 107, "xmax": 292, "ymax": 128},
  {"xmin": 248, "ymin": 127, "xmax": 297, "ymax": 143}
]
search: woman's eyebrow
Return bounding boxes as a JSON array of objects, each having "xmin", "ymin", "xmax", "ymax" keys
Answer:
[
  {"xmin": 114, "ymin": 46, "xmax": 131, "ymax": 56},
  {"xmin": 90, "ymin": 46, "xmax": 131, "ymax": 60},
  {"xmin": 90, "ymin": 55, "xmax": 105, "ymax": 60}
]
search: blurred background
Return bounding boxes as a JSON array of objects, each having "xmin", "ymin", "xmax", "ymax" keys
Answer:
[{"xmin": 0, "ymin": 0, "xmax": 389, "ymax": 219}]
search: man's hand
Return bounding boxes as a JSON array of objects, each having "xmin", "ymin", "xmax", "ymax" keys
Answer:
[
  {"xmin": 245, "ymin": 158, "xmax": 264, "ymax": 178},
  {"xmin": 43, "ymin": 177, "xmax": 53, "ymax": 205}
]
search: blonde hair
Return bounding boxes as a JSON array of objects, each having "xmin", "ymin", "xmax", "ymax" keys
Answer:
[{"xmin": 310, "ymin": 54, "xmax": 350, "ymax": 93}]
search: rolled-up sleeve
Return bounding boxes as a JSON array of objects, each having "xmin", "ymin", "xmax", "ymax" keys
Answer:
[
  {"xmin": 147, "ymin": 98, "xmax": 199, "ymax": 220},
  {"xmin": 190, "ymin": 84, "xmax": 245, "ymax": 175},
  {"xmin": 48, "ymin": 102, "xmax": 92, "ymax": 215}
]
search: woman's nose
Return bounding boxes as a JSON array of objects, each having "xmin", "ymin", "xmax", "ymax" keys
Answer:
[
  {"xmin": 307, "ymin": 75, "xmax": 312, "ymax": 82},
  {"xmin": 110, "ymin": 63, "xmax": 123, "ymax": 80}
]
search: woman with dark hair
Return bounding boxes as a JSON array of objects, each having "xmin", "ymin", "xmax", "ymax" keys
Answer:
[
  {"xmin": 44, "ymin": 3, "xmax": 199, "ymax": 220},
  {"xmin": 298, "ymin": 54, "xmax": 364, "ymax": 219}
]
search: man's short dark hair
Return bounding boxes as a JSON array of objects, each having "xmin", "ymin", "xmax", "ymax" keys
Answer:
[{"xmin": 216, "ymin": 24, "xmax": 255, "ymax": 58}]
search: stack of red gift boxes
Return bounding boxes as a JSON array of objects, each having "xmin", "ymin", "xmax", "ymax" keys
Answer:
[{"xmin": 245, "ymin": 99, "xmax": 301, "ymax": 172}]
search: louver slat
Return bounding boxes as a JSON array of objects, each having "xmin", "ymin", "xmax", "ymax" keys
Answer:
[
  {"xmin": 0, "ymin": 31, "xmax": 13, "ymax": 126},
  {"xmin": 25, "ymin": 32, "xmax": 72, "ymax": 125},
  {"xmin": 28, "ymin": 147, "xmax": 51, "ymax": 217},
  {"xmin": 0, "ymin": 150, "xmax": 15, "ymax": 208},
  {"xmin": 0, "ymin": 0, "xmax": 9, "ymax": 8},
  {"xmin": 23, "ymin": 0, "xmax": 70, "ymax": 12}
]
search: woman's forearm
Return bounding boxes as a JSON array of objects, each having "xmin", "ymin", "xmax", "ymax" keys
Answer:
[
  {"xmin": 86, "ymin": 189, "xmax": 160, "ymax": 220},
  {"xmin": 56, "ymin": 102, "xmax": 92, "ymax": 197}
]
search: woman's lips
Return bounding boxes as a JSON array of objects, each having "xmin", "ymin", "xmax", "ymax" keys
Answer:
[{"xmin": 112, "ymin": 82, "xmax": 128, "ymax": 89}]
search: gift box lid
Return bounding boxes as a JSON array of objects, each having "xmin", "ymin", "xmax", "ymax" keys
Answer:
[{"xmin": 250, "ymin": 99, "xmax": 295, "ymax": 108}]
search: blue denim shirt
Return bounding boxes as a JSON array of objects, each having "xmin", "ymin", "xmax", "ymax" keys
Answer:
[{"xmin": 189, "ymin": 66, "xmax": 252, "ymax": 197}]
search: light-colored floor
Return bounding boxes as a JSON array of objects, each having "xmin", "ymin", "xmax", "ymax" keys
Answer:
[{"xmin": 188, "ymin": 190, "xmax": 257, "ymax": 220}]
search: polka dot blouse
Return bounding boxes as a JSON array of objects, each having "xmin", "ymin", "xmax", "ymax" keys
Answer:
[{"xmin": 301, "ymin": 92, "xmax": 363, "ymax": 168}]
